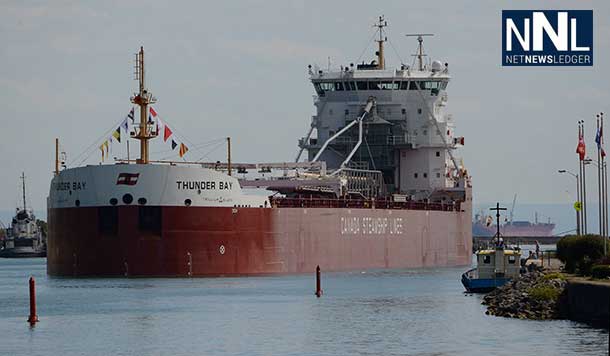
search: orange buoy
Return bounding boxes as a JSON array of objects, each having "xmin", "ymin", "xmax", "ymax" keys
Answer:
[{"xmin": 27, "ymin": 277, "xmax": 38, "ymax": 324}]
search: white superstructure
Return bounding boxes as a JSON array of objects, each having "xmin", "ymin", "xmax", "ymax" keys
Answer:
[{"xmin": 298, "ymin": 17, "xmax": 466, "ymax": 200}]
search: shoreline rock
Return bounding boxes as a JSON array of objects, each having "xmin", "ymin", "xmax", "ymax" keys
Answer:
[{"xmin": 482, "ymin": 271, "xmax": 568, "ymax": 320}]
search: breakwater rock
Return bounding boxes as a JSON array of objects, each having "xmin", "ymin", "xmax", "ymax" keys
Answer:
[{"xmin": 482, "ymin": 272, "xmax": 568, "ymax": 320}]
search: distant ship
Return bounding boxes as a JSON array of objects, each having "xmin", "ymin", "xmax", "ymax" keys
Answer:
[
  {"xmin": 472, "ymin": 195, "xmax": 555, "ymax": 237},
  {"xmin": 0, "ymin": 173, "xmax": 46, "ymax": 258}
]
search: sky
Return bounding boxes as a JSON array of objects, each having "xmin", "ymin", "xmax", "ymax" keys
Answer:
[{"xmin": 0, "ymin": 0, "xmax": 609, "ymax": 226}]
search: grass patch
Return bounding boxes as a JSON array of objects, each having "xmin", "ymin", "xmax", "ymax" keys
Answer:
[
  {"xmin": 528, "ymin": 285, "xmax": 560, "ymax": 301},
  {"xmin": 543, "ymin": 272, "xmax": 566, "ymax": 281}
]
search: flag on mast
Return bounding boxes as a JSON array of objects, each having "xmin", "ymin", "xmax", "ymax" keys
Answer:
[
  {"xmin": 149, "ymin": 107, "xmax": 158, "ymax": 124},
  {"xmin": 112, "ymin": 127, "xmax": 121, "ymax": 143},
  {"xmin": 601, "ymin": 120, "xmax": 606, "ymax": 158},
  {"xmin": 171, "ymin": 140, "xmax": 177, "ymax": 150},
  {"xmin": 164, "ymin": 125, "xmax": 173, "ymax": 142},
  {"xmin": 576, "ymin": 126, "xmax": 586, "ymax": 161},
  {"xmin": 179, "ymin": 143, "xmax": 188, "ymax": 158},
  {"xmin": 127, "ymin": 107, "xmax": 135, "ymax": 123}
]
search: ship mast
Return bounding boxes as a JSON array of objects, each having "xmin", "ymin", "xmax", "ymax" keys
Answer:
[
  {"xmin": 21, "ymin": 172, "xmax": 26, "ymax": 211},
  {"xmin": 130, "ymin": 47, "xmax": 157, "ymax": 164},
  {"xmin": 374, "ymin": 16, "xmax": 387, "ymax": 70},
  {"xmin": 406, "ymin": 33, "xmax": 433, "ymax": 71}
]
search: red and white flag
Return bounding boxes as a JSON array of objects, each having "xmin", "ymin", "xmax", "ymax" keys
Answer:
[
  {"xmin": 576, "ymin": 127, "xmax": 586, "ymax": 161},
  {"xmin": 116, "ymin": 173, "xmax": 140, "ymax": 186},
  {"xmin": 164, "ymin": 125, "xmax": 173, "ymax": 142}
]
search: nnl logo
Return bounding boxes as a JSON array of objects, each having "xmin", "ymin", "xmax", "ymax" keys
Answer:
[{"xmin": 502, "ymin": 10, "xmax": 593, "ymax": 66}]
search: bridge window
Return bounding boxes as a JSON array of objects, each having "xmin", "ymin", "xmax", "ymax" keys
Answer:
[
  {"xmin": 347, "ymin": 82, "xmax": 356, "ymax": 91},
  {"xmin": 400, "ymin": 81, "xmax": 409, "ymax": 90},
  {"xmin": 314, "ymin": 83, "xmax": 323, "ymax": 95},
  {"xmin": 483, "ymin": 255, "xmax": 491, "ymax": 264},
  {"xmin": 319, "ymin": 82, "xmax": 334, "ymax": 92},
  {"xmin": 357, "ymin": 81, "xmax": 367, "ymax": 90},
  {"xmin": 334, "ymin": 82, "xmax": 344, "ymax": 91},
  {"xmin": 423, "ymin": 81, "xmax": 440, "ymax": 89},
  {"xmin": 409, "ymin": 81, "xmax": 422, "ymax": 90},
  {"xmin": 368, "ymin": 81, "xmax": 380, "ymax": 90},
  {"xmin": 424, "ymin": 81, "xmax": 441, "ymax": 96},
  {"xmin": 379, "ymin": 81, "xmax": 397, "ymax": 90}
]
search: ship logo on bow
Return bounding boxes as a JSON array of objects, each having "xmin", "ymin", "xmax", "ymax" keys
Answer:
[{"xmin": 116, "ymin": 173, "xmax": 140, "ymax": 186}]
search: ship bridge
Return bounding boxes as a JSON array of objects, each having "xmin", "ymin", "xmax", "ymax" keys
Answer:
[{"xmin": 297, "ymin": 17, "xmax": 465, "ymax": 200}]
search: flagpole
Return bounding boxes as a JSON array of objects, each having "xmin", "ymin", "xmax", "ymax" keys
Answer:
[
  {"xmin": 581, "ymin": 120, "xmax": 588, "ymax": 235},
  {"xmin": 597, "ymin": 116, "xmax": 602, "ymax": 237},
  {"xmin": 584, "ymin": 121, "xmax": 588, "ymax": 235},
  {"xmin": 579, "ymin": 121, "xmax": 584, "ymax": 236},
  {"xmin": 599, "ymin": 112, "xmax": 608, "ymax": 256}
]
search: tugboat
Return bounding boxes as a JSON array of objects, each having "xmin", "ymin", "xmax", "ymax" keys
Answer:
[
  {"xmin": 462, "ymin": 203, "xmax": 521, "ymax": 293},
  {"xmin": 0, "ymin": 173, "xmax": 46, "ymax": 258}
]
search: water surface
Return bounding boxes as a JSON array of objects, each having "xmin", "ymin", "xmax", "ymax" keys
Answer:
[{"xmin": 0, "ymin": 258, "xmax": 606, "ymax": 356}]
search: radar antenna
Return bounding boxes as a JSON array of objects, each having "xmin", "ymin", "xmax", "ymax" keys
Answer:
[
  {"xmin": 405, "ymin": 33, "xmax": 433, "ymax": 71},
  {"xmin": 130, "ymin": 47, "xmax": 158, "ymax": 164},
  {"xmin": 373, "ymin": 16, "xmax": 387, "ymax": 70},
  {"xmin": 490, "ymin": 203, "xmax": 507, "ymax": 240}
]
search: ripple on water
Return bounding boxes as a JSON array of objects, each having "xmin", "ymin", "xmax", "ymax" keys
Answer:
[{"xmin": 0, "ymin": 258, "xmax": 606, "ymax": 356}]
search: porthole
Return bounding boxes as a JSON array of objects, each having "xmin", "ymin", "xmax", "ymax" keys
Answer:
[
  {"xmin": 122, "ymin": 194, "xmax": 133, "ymax": 205},
  {"xmin": 75, "ymin": 200, "xmax": 80, "ymax": 207},
  {"xmin": 109, "ymin": 198, "xmax": 118, "ymax": 206},
  {"xmin": 138, "ymin": 198, "xmax": 147, "ymax": 205},
  {"xmin": 185, "ymin": 199, "xmax": 192, "ymax": 207}
]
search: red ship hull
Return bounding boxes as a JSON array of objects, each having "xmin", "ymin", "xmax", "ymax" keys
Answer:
[{"xmin": 47, "ymin": 205, "xmax": 472, "ymax": 276}]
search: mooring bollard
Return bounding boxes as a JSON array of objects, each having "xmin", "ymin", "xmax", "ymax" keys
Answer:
[
  {"xmin": 27, "ymin": 277, "xmax": 38, "ymax": 324},
  {"xmin": 315, "ymin": 265, "xmax": 322, "ymax": 297}
]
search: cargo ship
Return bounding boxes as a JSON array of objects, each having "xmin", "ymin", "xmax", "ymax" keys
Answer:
[
  {"xmin": 472, "ymin": 218, "xmax": 555, "ymax": 237},
  {"xmin": 1, "ymin": 173, "xmax": 46, "ymax": 258},
  {"xmin": 472, "ymin": 195, "xmax": 555, "ymax": 237},
  {"xmin": 47, "ymin": 17, "xmax": 472, "ymax": 276}
]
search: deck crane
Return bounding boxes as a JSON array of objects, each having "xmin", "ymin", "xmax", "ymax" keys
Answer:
[{"xmin": 312, "ymin": 97, "xmax": 376, "ymax": 170}]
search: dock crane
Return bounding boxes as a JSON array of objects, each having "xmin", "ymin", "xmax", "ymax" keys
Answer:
[{"xmin": 508, "ymin": 194, "xmax": 517, "ymax": 224}]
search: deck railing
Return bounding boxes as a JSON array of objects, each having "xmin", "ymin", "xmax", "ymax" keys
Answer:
[{"xmin": 271, "ymin": 197, "xmax": 460, "ymax": 212}]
